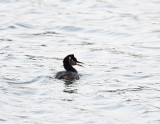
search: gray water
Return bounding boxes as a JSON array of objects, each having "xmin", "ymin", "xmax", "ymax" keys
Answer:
[{"xmin": 0, "ymin": 0, "xmax": 160, "ymax": 124}]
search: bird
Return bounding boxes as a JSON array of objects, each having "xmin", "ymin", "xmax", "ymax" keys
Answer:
[{"xmin": 55, "ymin": 54, "xmax": 83, "ymax": 80}]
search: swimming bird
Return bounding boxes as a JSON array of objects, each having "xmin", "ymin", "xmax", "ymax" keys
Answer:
[{"xmin": 55, "ymin": 54, "xmax": 83, "ymax": 80}]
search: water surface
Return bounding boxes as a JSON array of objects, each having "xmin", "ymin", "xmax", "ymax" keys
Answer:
[{"xmin": 0, "ymin": 0, "xmax": 160, "ymax": 123}]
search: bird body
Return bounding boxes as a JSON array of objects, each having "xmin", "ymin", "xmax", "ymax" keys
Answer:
[
  {"xmin": 55, "ymin": 71, "xmax": 79, "ymax": 80},
  {"xmin": 55, "ymin": 54, "xmax": 83, "ymax": 80}
]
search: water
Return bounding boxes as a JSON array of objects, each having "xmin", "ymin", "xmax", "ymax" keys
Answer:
[{"xmin": 0, "ymin": 0, "xmax": 160, "ymax": 123}]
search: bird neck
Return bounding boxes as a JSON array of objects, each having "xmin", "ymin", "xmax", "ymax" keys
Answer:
[{"xmin": 63, "ymin": 62, "xmax": 77, "ymax": 72}]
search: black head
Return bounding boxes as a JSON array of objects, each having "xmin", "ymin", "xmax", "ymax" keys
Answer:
[
  {"xmin": 63, "ymin": 54, "xmax": 83, "ymax": 72},
  {"xmin": 64, "ymin": 54, "xmax": 83, "ymax": 66}
]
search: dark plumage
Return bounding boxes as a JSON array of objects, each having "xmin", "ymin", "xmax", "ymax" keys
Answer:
[{"xmin": 55, "ymin": 54, "xmax": 83, "ymax": 80}]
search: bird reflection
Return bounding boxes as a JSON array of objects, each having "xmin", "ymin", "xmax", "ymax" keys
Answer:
[{"xmin": 63, "ymin": 80, "xmax": 77, "ymax": 94}]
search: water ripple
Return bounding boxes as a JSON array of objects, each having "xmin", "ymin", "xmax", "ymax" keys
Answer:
[{"xmin": 0, "ymin": 0, "xmax": 160, "ymax": 123}]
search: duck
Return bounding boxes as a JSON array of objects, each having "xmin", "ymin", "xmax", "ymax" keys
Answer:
[{"xmin": 55, "ymin": 54, "xmax": 83, "ymax": 80}]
